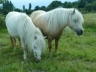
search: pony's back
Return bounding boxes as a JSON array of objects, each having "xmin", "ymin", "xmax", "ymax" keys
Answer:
[
  {"xmin": 6, "ymin": 11, "xmax": 22, "ymax": 38},
  {"xmin": 30, "ymin": 10, "xmax": 45, "ymax": 21},
  {"xmin": 6, "ymin": 11, "xmax": 36, "ymax": 38}
]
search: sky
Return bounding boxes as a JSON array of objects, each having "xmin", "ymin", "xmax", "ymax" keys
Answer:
[{"xmin": 9, "ymin": 0, "xmax": 77, "ymax": 9}]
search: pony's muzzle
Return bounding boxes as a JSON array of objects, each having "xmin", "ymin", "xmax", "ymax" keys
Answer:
[
  {"xmin": 76, "ymin": 30, "xmax": 83, "ymax": 36},
  {"xmin": 35, "ymin": 57, "xmax": 41, "ymax": 63}
]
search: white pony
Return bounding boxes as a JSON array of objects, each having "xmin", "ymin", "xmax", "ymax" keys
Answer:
[
  {"xmin": 30, "ymin": 8, "xmax": 84, "ymax": 53},
  {"xmin": 5, "ymin": 11, "xmax": 46, "ymax": 61}
]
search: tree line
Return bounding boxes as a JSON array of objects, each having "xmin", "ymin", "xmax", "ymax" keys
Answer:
[{"xmin": 0, "ymin": 0, "xmax": 96, "ymax": 15}]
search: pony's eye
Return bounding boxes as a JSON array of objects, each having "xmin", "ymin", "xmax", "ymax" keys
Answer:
[
  {"xmin": 34, "ymin": 46, "xmax": 36, "ymax": 49},
  {"xmin": 74, "ymin": 19, "xmax": 78, "ymax": 23}
]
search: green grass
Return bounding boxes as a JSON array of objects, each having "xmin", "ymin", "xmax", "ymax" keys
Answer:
[
  {"xmin": 0, "ymin": 14, "xmax": 96, "ymax": 72},
  {"xmin": 0, "ymin": 28, "xmax": 96, "ymax": 72}
]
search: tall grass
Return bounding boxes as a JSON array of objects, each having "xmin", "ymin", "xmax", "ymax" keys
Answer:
[
  {"xmin": 83, "ymin": 13, "xmax": 96, "ymax": 28},
  {"xmin": 0, "ymin": 14, "xmax": 96, "ymax": 72}
]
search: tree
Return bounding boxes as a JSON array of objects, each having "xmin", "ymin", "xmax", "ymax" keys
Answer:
[
  {"xmin": 85, "ymin": 0, "xmax": 95, "ymax": 3},
  {"xmin": 9, "ymin": 1, "xmax": 14, "ymax": 11},
  {"xmin": 85, "ymin": 1, "xmax": 96, "ymax": 12},
  {"xmin": 0, "ymin": 0, "xmax": 4, "ymax": 3},
  {"xmin": 34, "ymin": 6, "xmax": 40, "ymax": 11},
  {"xmin": 29, "ymin": 3, "xmax": 31, "ymax": 10},
  {"xmin": 63, "ymin": 2, "xmax": 72, "ymax": 8},
  {"xmin": 23, "ymin": 5, "xmax": 25, "ymax": 11},
  {"xmin": 47, "ymin": 1, "xmax": 62, "ymax": 10},
  {"xmin": 78, "ymin": 0, "xmax": 86, "ymax": 8},
  {"xmin": 72, "ymin": 1, "xmax": 78, "ymax": 8},
  {"xmin": 92, "ymin": 1, "xmax": 96, "ymax": 11},
  {"xmin": 2, "ymin": 0, "xmax": 14, "ymax": 14},
  {"xmin": 14, "ymin": 8, "xmax": 22, "ymax": 12},
  {"xmin": 85, "ymin": 3, "xmax": 93, "ymax": 12},
  {"xmin": 40, "ymin": 6, "xmax": 47, "ymax": 11}
]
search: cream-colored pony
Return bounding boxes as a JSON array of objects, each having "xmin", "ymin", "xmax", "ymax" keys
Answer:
[
  {"xmin": 30, "ymin": 8, "xmax": 84, "ymax": 53},
  {"xmin": 5, "ymin": 11, "xmax": 46, "ymax": 61}
]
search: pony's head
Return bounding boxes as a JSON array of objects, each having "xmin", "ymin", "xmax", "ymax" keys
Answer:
[
  {"xmin": 68, "ymin": 9, "xmax": 84, "ymax": 36},
  {"xmin": 32, "ymin": 35, "xmax": 46, "ymax": 61}
]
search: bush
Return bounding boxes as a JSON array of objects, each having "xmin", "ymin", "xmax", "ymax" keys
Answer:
[{"xmin": 0, "ymin": 14, "xmax": 6, "ymax": 29}]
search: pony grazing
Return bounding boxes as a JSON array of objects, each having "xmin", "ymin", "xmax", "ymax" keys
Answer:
[
  {"xmin": 5, "ymin": 11, "xmax": 46, "ymax": 61},
  {"xmin": 30, "ymin": 8, "xmax": 84, "ymax": 53}
]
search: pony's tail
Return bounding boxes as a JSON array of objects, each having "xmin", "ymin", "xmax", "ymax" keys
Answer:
[{"xmin": 10, "ymin": 36, "xmax": 14, "ymax": 47}]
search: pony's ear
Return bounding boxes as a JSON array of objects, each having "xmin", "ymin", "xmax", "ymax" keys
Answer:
[
  {"xmin": 72, "ymin": 9, "xmax": 75, "ymax": 14},
  {"xmin": 34, "ymin": 36, "xmax": 37, "ymax": 39}
]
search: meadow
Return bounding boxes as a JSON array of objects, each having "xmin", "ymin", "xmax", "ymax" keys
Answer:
[{"xmin": 0, "ymin": 13, "xmax": 96, "ymax": 72}]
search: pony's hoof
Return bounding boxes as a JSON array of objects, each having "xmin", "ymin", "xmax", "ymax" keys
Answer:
[
  {"xmin": 23, "ymin": 56, "xmax": 27, "ymax": 60},
  {"xmin": 35, "ymin": 58, "xmax": 41, "ymax": 63}
]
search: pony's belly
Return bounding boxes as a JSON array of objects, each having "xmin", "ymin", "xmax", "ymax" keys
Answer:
[
  {"xmin": 11, "ymin": 34, "xmax": 19, "ymax": 38},
  {"xmin": 8, "ymin": 29, "xmax": 19, "ymax": 38},
  {"xmin": 43, "ymin": 31, "xmax": 57, "ymax": 39},
  {"xmin": 43, "ymin": 29, "xmax": 62, "ymax": 39}
]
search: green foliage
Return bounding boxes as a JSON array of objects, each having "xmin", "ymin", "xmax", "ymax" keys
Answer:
[
  {"xmin": 85, "ymin": 3, "xmax": 93, "ymax": 12},
  {"xmin": 78, "ymin": 0, "xmax": 86, "ymax": 8},
  {"xmin": 23, "ymin": 5, "xmax": 25, "ymax": 11},
  {"xmin": 47, "ymin": 1, "xmax": 62, "ymax": 10},
  {"xmin": 28, "ymin": 3, "xmax": 31, "ymax": 10},
  {"xmin": 0, "ymin": 0, "xmax": 3, "ymax": 3},
  {"xmin": 92, "ymin": 1, "xmax": 96, "ymax": 11},
  {"xmin": 14, "ymin": 8, "xmax": 22, "ymax": 12},
  {"xmin": 72, "ymin": 1, "xmax": 78, "ymax": 8},
  {"xmin": 40, "ymin": 6, "xmax": 47, "ymax": 11},
  {"xmin": 34, "ymin": 6, "xmax": 40, "ymax": 11},
  {"xmin": 63, "ymin": 2, "xmax": 72, "ymax": 8},
  {"xmin": 85, "ymin": 1, "xmax": 96, "ymax": 12},
  {"xmin": 0, "ymin": 14, "xmax": 6, "ymax": 29},
  {"xmin": 86, "ymin": 0, "xmax": 95, "ymax": 3},
  {"xmin": 2, "ymin": 0, "xmax": 14, "ymax": 15}
]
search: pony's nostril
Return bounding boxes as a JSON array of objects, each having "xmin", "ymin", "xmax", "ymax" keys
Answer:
[
  {"xmin": 35, "ymin": 58, "xmax": 41, "ymax": 63},
  {"xmin": 77, "ymin": 30, "xmax": 83, "ymax": 36},
  {"xmin": 80, "ymin": 30, "xmax": 83, "ymax": 34}
]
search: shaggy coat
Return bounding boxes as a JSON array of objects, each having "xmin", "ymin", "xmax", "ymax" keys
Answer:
[{"xmin": 6, "ymin": 11, "xmax": 46, "ymax": 61}]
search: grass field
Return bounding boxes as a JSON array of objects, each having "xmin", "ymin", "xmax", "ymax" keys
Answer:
[{"xmin": 0, "ymin": 14, "xmax": 96, "ymax": 72}]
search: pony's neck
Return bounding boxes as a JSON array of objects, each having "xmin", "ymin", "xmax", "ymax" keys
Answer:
[{"xmin": 55, "ymin": 8, "xmax": 70, "ymax": 29}]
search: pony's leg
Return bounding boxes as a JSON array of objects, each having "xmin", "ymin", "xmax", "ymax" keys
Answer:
[
  {"xmin": 10, "ymin": 36, "xmax": 14, "ymax": 47},
  {"xmin": 21, "ymin": 38, "xmax": 27, "ymax": 60},
  {"xmin": 23, "ymin": 49, "xmax": 27, "ymax": 60},
  {"xmin": 10, "ymin": 36, "xmax": 16, "ymax": 50},
  {"xmin": 55, "ymin": 38, "xmax": 60, "ymax": 53},
  {"xmin": 18, "ymin": 38, "xmax": 21, "ymax": 46},
  {"xmin": 12, "ymin": 38, "xmax": 16, "ymax": 50},
  {"xmin": 48, "ymin": 37, "xmax": 52, "ymax": 53},
  {"xmin": 55, "ymin": 31, "xmax": 63, "ymax": 53}
]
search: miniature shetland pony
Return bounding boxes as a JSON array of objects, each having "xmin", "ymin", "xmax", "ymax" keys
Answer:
[
  {"xmin": 30, "ymin": 8, "xmax": 84, "ymax": 53},
  {"xmin": 5, "ymin": 11, "xmax": 46, "ymax": 61}
]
